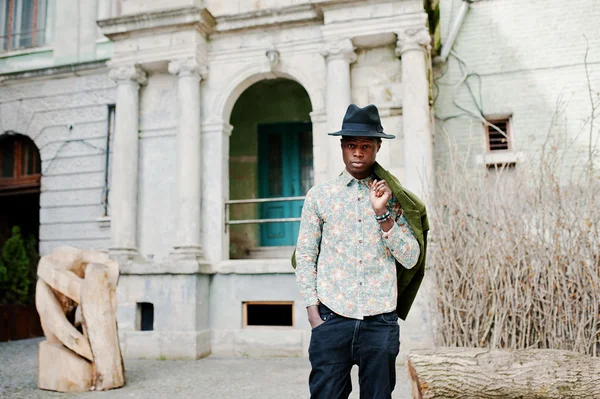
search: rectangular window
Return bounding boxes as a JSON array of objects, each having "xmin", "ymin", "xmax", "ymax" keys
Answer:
[
  {"xmin": 1, "ymin": 0, "xmax": 48, "ymax": 51},
  {"xmin": 485, "ymin": 118, "xmax": 511, "ymax": 152},
  {"xmin": 243, "ymin": 301, "xmax": 294, "ymax": 328},
  {"xmin": 136, "ymin": 302, "xmax": 154, "ymax": 331}
]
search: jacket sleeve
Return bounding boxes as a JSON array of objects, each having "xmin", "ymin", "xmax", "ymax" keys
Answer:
[
  {"xmin": 381, "ymin": 204, "xmax": 420, "ymax": 269},
  {"xmin": 295, "ymin": 189, "xmax": 323, "ymax": 307}
]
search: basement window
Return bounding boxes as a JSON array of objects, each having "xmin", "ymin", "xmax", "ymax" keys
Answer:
[
  {"xmin": 243, "ymin": 301, "xmax": 294, "ymax": 328},
  {"xmin": 485, "ymin": 118, "xmax": 511, "ymax": 152},
  {"xmin": 136, "ymin": 302, "xmax": 154, "ymax": 331}
]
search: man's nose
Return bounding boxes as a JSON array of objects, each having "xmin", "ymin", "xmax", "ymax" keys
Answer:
[{"xmin": 354, "ymin": 148, "xmax": 363, "ymax": 157}]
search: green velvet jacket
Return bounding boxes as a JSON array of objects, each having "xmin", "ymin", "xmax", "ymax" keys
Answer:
[{"xmin": 291, "ymin": 162, "xmax": 429, "ymax": 321}]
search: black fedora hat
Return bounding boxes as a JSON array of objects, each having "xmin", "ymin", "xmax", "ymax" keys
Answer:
[{"xmin": 328, "ymin": 104, "xmax": 395, "ymax": 139}]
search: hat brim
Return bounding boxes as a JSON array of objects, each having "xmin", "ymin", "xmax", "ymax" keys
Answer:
[{"xmin": 328, "ymin": 129, "xmax": 396, "ymax": 139}]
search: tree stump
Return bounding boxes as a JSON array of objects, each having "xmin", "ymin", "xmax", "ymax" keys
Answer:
[{"xmin": 407, "ymin": 348, "xmax": 600, "ymax": 399}]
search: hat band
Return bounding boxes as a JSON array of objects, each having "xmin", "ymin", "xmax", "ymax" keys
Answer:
[{"xmin": 342, "ymin": 123, "xmax": 384, "ymax": 133}]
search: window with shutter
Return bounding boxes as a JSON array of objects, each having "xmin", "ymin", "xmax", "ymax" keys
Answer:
[{"xmin": 0, "ymin": 0, "xmax": 48, "ymax": 52}]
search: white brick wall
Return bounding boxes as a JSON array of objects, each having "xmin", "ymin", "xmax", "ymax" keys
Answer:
[
  {"xmin": 435, "ymin": 0, "xmax": 600, "ymax": 169},
  {"xmin": 0, "ymin": 72, "xmax": 116, "ymax": 256}
]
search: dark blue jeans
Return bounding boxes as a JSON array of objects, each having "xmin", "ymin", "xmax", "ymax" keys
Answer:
[{"xmin": 308, "ymin": 304, "xmax": 400, "ymax": 399}]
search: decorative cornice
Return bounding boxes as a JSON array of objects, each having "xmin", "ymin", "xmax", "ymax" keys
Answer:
[
  {"xmin": 321, "ymin": 12, "xmax": 428, "ymax": 44},
  {"xmin": 108, "ymin": 64, "xmax": 148, "ymax": 85},
  {"xmin": 395, "ymin": 27, "xmax": 431, "ymax": 56},
  {"xmin": 321, "ymin": 38, "xmax": 356, "ymax": 64},
  {"xmin": 214, "ymin": 4, "xmax": 322, "ymax": 33},
  {"xmin": 98, "ymin": 7, "xmax": 216, "ymax": 40},
  {"xmin": 0, "ymin": 59, "xmax": 108, "ymax": 84},
  {"xmin": 168, "ymin": 58, "xmax": 206, "ymax": 78}
]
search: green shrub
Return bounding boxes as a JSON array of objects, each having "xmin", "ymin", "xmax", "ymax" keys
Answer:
[{"xmin": 0, "ymin": 226, "xmax": 31, "ymax": 305}]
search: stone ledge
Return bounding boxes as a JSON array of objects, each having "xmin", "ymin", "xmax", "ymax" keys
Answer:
[
  {"xmin": 98, "ymin": 7, "xmax": 216, "ymax": 40},
  {"xmin": 120, "ymin": 260, "xmax": 214, "ymax": 275},
  {"xmin": 119, "ymin": 258, "xmax": 296, "ymax": 275},
  {"xmin": 216, "ymin": 259, "xmax": 295, "ymax": 275},
  {"xmin": 0, "ymin": 59, "xmax": 109, "ymax": 82},
  {"xmin": 214, "ymin": 4, "xmax": 322, "ymax": 33},
  {"xmin": 475, "ymin": 151, "xmax": 525, "ymax": 166}
]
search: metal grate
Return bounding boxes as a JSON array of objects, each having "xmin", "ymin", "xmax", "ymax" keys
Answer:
[{"xmin": 486, "ymin": 119, "xmax": 510, "ymax": 151}]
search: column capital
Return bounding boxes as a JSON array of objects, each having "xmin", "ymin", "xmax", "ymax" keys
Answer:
[
  {"xmin": 395, "ymin": 27, "xmax": 431, "ymax": 56},
  {"xmin": 321, "ymin": 38, "xmax": 357, "ymax": 64},
  {"xmin": 108, "ymin": 64, "xmax": 148, "ymax": 85},
  {"xmin": 168, "ymin": 58, "xmax": 207, "ymax": 79}
]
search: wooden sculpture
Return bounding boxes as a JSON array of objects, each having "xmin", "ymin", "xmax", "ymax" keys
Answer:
[{"xmin": 35, "ymin": 246, "xmax": 125, "ymax": 392}]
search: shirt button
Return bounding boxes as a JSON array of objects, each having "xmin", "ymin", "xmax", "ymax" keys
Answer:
[
  {"xmin": 358, "ymin": 197, "xmax": 361, "ymax": 201},
  {"xmin": 358, "ymin": 219, "xmax": 362, "ymax": 223},
  {"xmin": 359, "ymin": 282, "xmax": 363, "ymax": 286},
  {"xmin": 359, "ymin": 240, "xmax": 363, "ymax": 244},
  {"xmin": 359, "ymin": 260, "xmax": 363, "ymax": 264}
]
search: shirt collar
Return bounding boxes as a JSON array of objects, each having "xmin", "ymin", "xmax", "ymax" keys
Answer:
[{"xmin": 339, "ymin": 168, "xmax": 375, "ymax": 187}]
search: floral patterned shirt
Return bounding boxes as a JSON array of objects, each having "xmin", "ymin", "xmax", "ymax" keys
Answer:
[{"xmin": 295, "ymin": 169, "xmax": 420, "ymax": 319}]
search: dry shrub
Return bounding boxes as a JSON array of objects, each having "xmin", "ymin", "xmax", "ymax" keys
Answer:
[{"xmin": 430, "ymin": 115, "xmax": 600, "ymax": 356}]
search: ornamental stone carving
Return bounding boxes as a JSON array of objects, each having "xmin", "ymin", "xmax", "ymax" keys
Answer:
[
  {"xmin": 108, "ymin": 64, "xmax": 148, "ymax": 85},
  {"xmin": 168, "ymin": 58, "xmax": 206, "ymax": 79},
  {"xmin": 321, "ymin": 38, "xmax": 357, "ymax": 64},
  {"xmin": 395, "ymin": 27, "xmax": 432, "ymax": 56}
]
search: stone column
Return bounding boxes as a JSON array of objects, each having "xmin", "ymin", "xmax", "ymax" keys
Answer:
[
  {"xmin": 108, "ymin": 65, "xmax": 147, "ymax": 259},
  {"xmin": 201, "ymin": 120, "xmax": 232, "ymax": 263},
  {"xmin": 321, "ymin": 39, "xmax": 356, "ymax": 180},
  {"xmin": 396, "ymin": 27, "xmax": 433, "ymax": 201},
  {"xmin": 168, "ymin": 58, "xmax": 206, "ymax": 260}
]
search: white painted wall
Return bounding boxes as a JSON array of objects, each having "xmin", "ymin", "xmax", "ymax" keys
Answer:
[
  {"xmin": 0, "ymin": 72, "xmax": 116, "ymax": 255},
  {"xmin": 435, "ymin": 0, "xmax": 600, "ymax": 169}
]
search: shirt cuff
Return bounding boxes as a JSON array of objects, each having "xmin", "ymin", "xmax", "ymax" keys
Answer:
[{"xmin": 381, "ymin": 222, "xmax": 397, "ymax": 243}]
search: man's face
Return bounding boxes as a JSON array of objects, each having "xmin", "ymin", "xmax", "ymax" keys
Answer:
[{"xmin": 341, "ymin": 137, "xmax": 381, "ymax": 178}]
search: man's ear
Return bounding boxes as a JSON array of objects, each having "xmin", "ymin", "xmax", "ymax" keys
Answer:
[{"xmin": 376, "ymin": 141, "xmax": 381, "ymax": 153}]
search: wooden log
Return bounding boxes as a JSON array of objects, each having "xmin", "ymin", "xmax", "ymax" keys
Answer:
[
  {"xmin": 407, "ymin": 348, "xmax": 600, "ymax": 399},
  {"xmin": 35, "ymin": 280, "xmax": 93, "ymax": 361},
  {"xmin": 80, "ymin": 263, "xmax": 125, "ymax": 391},
  {"xmin": 38, "ymin": 340, "xmax": 93, "ymax": 392}
]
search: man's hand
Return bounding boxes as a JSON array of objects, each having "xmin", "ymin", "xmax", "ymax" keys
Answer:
[
  {"xmin": 307, "ymin": 305, "xmax": 325, "ymax": 329},
  {"xmin": 369, "ymin": 179, "xmax": 392, "ymax": 214}
]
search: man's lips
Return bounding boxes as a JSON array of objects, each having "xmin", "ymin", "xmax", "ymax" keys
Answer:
[{"xmin": 351, "ymin": 161, "xmax": 364, "ymax": 166}]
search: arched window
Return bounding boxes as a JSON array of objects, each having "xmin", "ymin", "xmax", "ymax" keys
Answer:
[{"xmin": 0, "ymin": 133, "xmax": 41, "ymax": 194}]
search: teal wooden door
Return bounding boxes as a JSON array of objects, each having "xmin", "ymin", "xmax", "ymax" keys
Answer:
[{"xmin": 258, "ymin": 122, "xmax": 313, "ymax": 247}]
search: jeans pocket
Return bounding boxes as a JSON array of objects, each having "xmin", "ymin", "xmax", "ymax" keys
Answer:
[
  {"xmin": 312, "ymin": 312, "xmax": 334, "ymax": 331},
  {"xmin": 380, "ymin": 311, "xmax": 399, "ymax": 325}
]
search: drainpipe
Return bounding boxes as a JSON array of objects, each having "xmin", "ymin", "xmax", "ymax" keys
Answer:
[{"xmin": 436, "ymin": 0, "xmax": 472, "ymax": 63}]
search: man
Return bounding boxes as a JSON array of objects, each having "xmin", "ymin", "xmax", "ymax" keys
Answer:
[{"xmin": 295, "ymin": 104, "xmax": 425, "ymax": 399}]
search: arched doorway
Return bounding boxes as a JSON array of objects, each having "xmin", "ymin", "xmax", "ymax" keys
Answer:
[
  {"xmin": 0, "ymin": 132, "xmax": 40, "ymax": 246},
  {"xmin": 228, "ymin": 78, "xmax": 313, "ymax": 259},
  {"xmin": 0, "ymin": 132, "xmax": 42, "ymax": 341}
]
